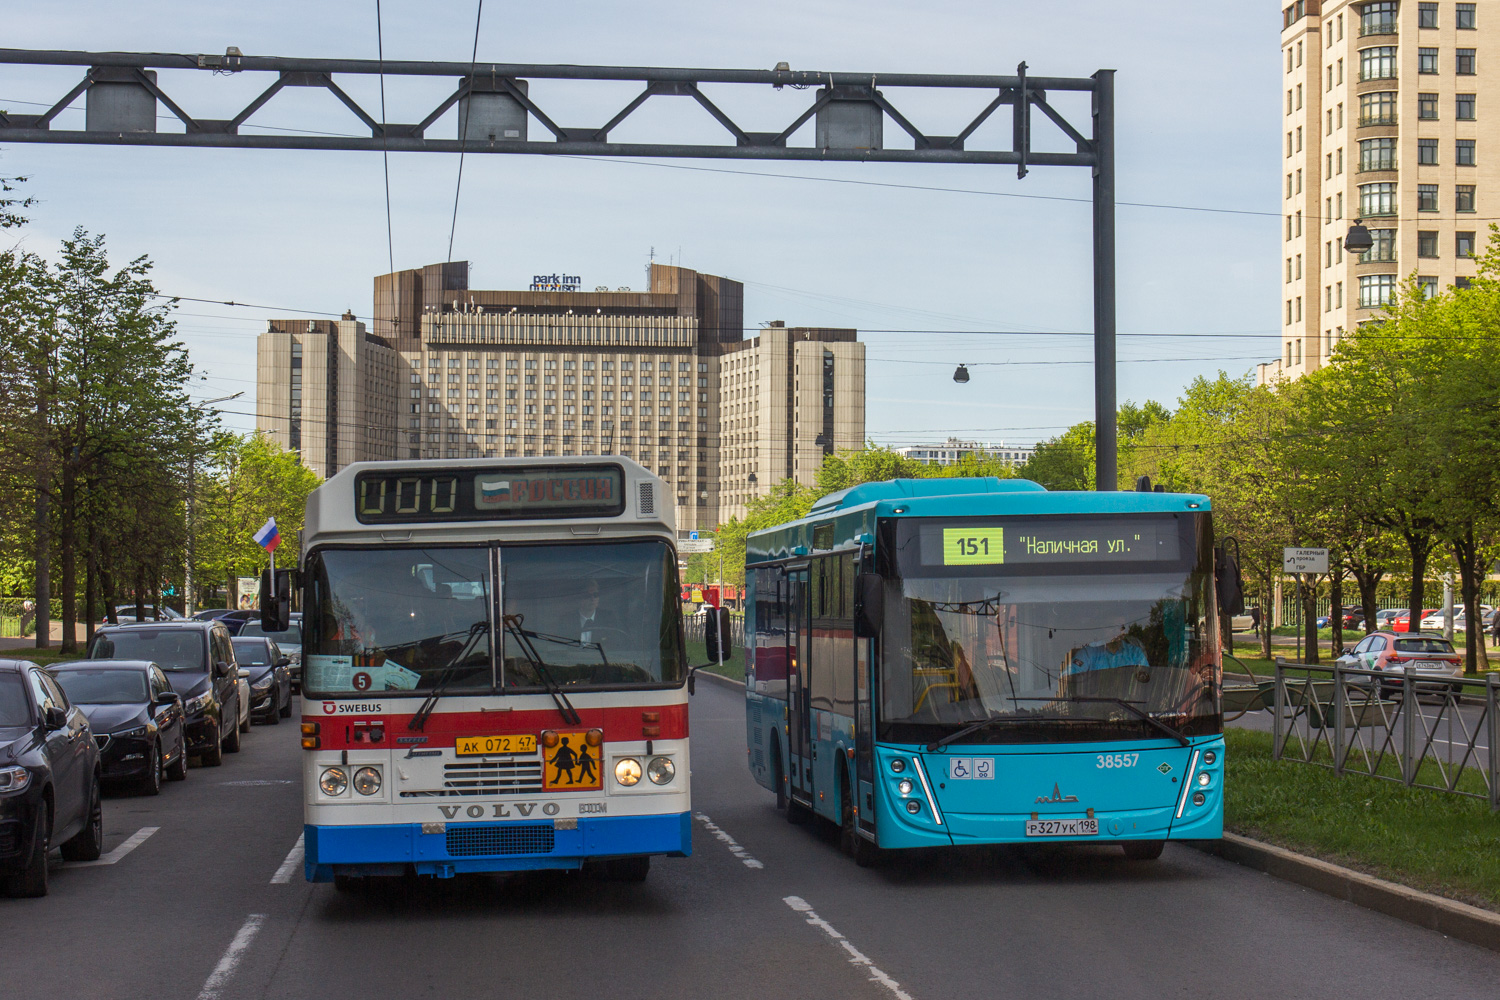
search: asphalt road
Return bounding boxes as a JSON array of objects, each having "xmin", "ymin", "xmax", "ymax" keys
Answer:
[{"xmin": 7, "ymin": 680, "xmax": 1500, "ymax": 1000}]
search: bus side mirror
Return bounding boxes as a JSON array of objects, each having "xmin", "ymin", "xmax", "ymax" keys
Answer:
[
  {"xmin": 1215, "ymin": 542, "xmax": 1245, "ymax": 617},
  {"xmin": 703, "ymin": 606, "xmax": 733, "ymax": 664},
  {"xmin": 855, "ymin": 573, "xmax": 884, "ymax": 639},
  {"xmin": 261, "ymin": 568, "xmax": 292, "ymax": 632}
]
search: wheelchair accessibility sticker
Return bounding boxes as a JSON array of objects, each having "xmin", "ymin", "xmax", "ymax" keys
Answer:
[{"xmin": 948, "ymin": 757, "xmax": 994, "ymax": 780}]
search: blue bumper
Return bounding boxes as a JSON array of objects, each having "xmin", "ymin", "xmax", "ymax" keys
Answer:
[{"xmin": 304, "ymin": 812, "xmax": 692, "ymax": 881}]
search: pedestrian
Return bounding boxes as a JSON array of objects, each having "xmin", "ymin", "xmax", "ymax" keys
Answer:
[
  {"xmin": 1490, "ymin": 608, "xmax": 1500, "ymax": 649},
  {"xmin": 1250, "ymin": 605, "xmax": 1262, "ymax": 637},
  {"xmin": 19, "ymin": 599, "xmax": 35, "ymax": 636}
]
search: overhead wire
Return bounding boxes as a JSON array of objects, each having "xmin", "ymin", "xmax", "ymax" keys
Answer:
[
  {"xmin": 375, "ymin": 0, "xmax": 395, "ymax": 275},
  {"xmin": 447, "ymin": 0, "xmax": 485, "ymax": 263}
]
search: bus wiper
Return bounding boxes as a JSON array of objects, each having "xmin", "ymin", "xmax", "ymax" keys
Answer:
[
  {"xmin": 501, "ymin": 615, "xmax": 582, "ymax": 726},
  {"xmin": 926, "ymin": 714, "xmax": 1011, "ymax": 752},
  {"xmin": 514, "ymin": 627, "xmax": 611, "ymax": 669},
  {"xmin": 409, "ymin": 621, "xmax": 490, "ymax": 732},
  {"xmin": 1060, "ymin": 696, "xmax": 1191, "ymax": 746}
]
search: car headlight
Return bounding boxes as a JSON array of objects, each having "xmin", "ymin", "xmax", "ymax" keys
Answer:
[
  {"xmin": 353, "ymin": 767, "xmax": 382, "ymax": 795},
  {"xmin": 184, "ymin": 692, "xmax": 212, "ymax": 713},
  {"xmin": 319, "ymin": 766, "xmax": 348, "ymax": 796},
  {"xmin": 0, "ymin": 765, "xmax": 31, "ymax": 794},
  {"xmin": 646, "ymin": 756, "xmax": 675, "ymax": 785},
  {"xmin": 116, "ymin": 726, "xmax": 149, "ymax": 739},
  {"xmin": 614, "ymin": 757, "xmax": 642, "ymax": 786},
  {"xmin": 251, "ymin": 675, "xmax": 274, "ymax": 691}
]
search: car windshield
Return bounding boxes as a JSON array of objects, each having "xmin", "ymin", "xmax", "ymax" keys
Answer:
[
  {"xmin": 1396, "ymin": 638, "xmax": 1455, "ymax": 654},
  {"xmin": 878, "ymin": 513, "xmax": 1220, "ymax": 744},
  {"xmin": 53, "ymin": 670, "xmax": 148, "ymax": 705},
  {"xmin": 88, "ymin": 630, "xmax": 206, "ymax": 672},
  {"xmin": 302, "ymin": 541, "xmax": 683, "ymax": 697},
  {"xmin": 0, "ymin": 674, "xmax": 30, "ymax": 726},
  {"xmin": 238, "ymin": 622, "xmax": 301, "ymax": 647},
  {"xmin": 231, "ymin": 641, "xmax": 274, "ymax": 666}
]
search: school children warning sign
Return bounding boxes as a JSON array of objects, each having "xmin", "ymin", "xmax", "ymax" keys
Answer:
[{"xmin": 542, "ymin": 731, "xmax": 603, "ymax": 791}]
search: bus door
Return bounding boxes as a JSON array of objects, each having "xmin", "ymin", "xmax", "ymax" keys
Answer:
[
  {"xmin": 787, "ymin": 565, "xmax": 813, "ymax": 803},
  {"xmin": 853, "ymin": 553, "xmax": 876, "ymax": 836}
]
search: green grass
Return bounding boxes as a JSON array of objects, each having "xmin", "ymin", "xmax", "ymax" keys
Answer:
[
  {"xmin": 685, "ymin": 636, "xmax": 745, "ymax": 682},
  {"xmin": 1225, "ymin": 728, "xmax": 1500, "ymax": 911},
  {"xmin": 0, "ymin": 647, "xmax": 84, "ymax": 666}
]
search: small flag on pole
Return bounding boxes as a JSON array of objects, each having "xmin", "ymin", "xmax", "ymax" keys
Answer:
[{"xmin": 253, "ymin": 517, "xmax": 281, "ymax": 553}]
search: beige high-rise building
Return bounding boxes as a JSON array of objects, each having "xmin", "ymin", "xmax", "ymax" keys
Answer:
[
  {"xmin": 1265, "ymin": 0, "xmax": 1492, "ymax": 383},
  {"xmin": 255, "ymin": 314, "xmax": 400, "ymax": 478},
  {"xmin": 718, "ymin": 323, "xmax": 866, "ymax": 522}
]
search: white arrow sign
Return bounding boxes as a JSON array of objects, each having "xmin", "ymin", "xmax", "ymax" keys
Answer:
[
  {"xmin": 1283, "ymin": 547, "xmax": 1329, "ymax": 574},
  {"xmin": 679, "ymin": 539, "xmax": 715, "ymax": 553}
]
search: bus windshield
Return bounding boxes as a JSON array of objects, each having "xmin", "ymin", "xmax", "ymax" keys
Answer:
[
  {"xmin": 879, "ymin": 513, "xmax": 1220, "ymax": 744},
  {"xmin": 302, "ymin": 540, "xmax": 684, "ymax": 697}
]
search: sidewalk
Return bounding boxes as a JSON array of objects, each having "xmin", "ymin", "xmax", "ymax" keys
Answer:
[{"xmin": 0, "ymin": 620, "xmax": 97, "ymax": 650}]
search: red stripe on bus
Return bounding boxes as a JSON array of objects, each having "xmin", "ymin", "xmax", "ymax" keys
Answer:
[{"xmin": 303, "ymin": 703, "xmax": 688, "ymax": 749}]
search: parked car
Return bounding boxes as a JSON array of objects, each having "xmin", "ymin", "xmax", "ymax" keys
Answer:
[
  {"xmin": 191, "ymin": 608, "xmax": 234, "ymax": 622},
  {"xmin": 1390, "ymin": 609, "xmax": 1439, "ymax": 633},
  {"xmin": 214, "ymin": 610, "xmax": 260, "ymax": 636},
  {"xmin": 1335, "ymin": 631, "xmax": 1464, "ymax": 695},
  {"xmin": 1419, "ymin": 606, "xmax": 1492, "ymax": 631},
  {"xmin": 1230, "ymin": 608, "xmax": 1258, "ymax": 632},
  {"xmin": 0, "ymin": 659, "xmax": 103, "ymax": 896},
  {"xmin": 111, "ymin": 604, "xmax": 184, "ymax": 623},
  {"xmin": 85, "ymin": 620, "xmax": 242, "ymax": 766},
  {"xmin": 237, "ymin": 618, "xmax": 303, "ymax": 691},
  {"xmin": 50, "ymin": 660, "xmax": 186, "ymax": 794},
  {"xmin": 1373, "ymin": 609, "xmax": 1404, "ymax": 631},
  {"xmin": 231, "ymin": 637, "xmax": 292, "ymax": 724}
]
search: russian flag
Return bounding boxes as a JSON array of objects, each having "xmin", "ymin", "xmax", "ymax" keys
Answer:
[{"xmin": 253, "ymin": 517, "xmax": 281, "ymax": 553}]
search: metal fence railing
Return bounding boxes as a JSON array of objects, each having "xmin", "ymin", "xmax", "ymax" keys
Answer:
[
  {"xmin": 1271, "ymin": 658, "xmax": 1500, "ymax": 810},
  {"xmin": 683, "ymin": 612, "xmax": 745, "ymax": 647}
]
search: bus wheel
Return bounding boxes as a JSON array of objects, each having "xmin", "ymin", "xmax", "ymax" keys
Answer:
[
  {"xmin": 1122, "ymin": 840, "xmax": 1165, "ymax": 860},
  {"xmin": 771, "ymin": 745, "xmax": 786, "ymax": 811},
  {"xmin": 840, "ymin": 779, "xmax": 878, "ymax": 868}
]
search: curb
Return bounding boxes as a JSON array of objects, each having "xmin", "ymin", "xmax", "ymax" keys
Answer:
[
  {"xmin": 695, "ymin": 669, "xmax": 744, "ymax": 691},
  {"xmin": 1194, "ymin": 833, "xmax": 1500, "ymax": 953}
]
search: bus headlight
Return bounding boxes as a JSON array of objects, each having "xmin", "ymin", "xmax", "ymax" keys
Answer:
[
  {"xmin": 353, "ymin": 766, "xmax": 382, "ymax": 795},
  {"xmin": 890, "ymin": 758, "xmax": 906, "ymax": 774},
  {"xmin": 1202, "ymin": 750, "xmax": 1217, "ymax": 766},
  {"xmin": 1197, "ymin": 771, "xmax": 1211, "ymax": 788},
  {"xmin": 898, "ymin": 779, "xmax": 914, "ymax": 795},
  {"xmin": 1192, "ymin": 792, "xmax": 1206, "ymax": 807},
  {"xmin": 319, "ymin": 766, "xmax": 348, "ymax": 796},
  {"xmin": 614, "ymin": 758, "xmax": 642, "ymax": 786},
  {"xmin": 646, "ymin": 756, "xmax": 675, "ymax": 785}
]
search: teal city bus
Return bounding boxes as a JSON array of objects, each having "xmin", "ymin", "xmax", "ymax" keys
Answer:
[{"xmin": 741, "ymin": 477, "xmax": 1230, "ymax": 864}]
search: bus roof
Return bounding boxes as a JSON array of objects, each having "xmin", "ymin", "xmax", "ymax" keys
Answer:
[{"xmin": 747, "ymin": 477, "xmax": 1211, "ymax": 564}]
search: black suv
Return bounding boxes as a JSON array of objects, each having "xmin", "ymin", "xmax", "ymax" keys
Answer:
[
  {"xmin": 87, "ymin": 621, "xmax": 243, "ymax": 766},
  {"xmin": 1, "ymin": 659, "xmax": 103, "ymax": 897}
]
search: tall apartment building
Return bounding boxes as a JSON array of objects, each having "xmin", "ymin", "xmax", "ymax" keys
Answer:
[
  {"xmin": 255, "ymin": 314, "xmax": 400, "ymax": 478},
  {"xmin": 1267, "ymin": 0, "xmax": 1493, "ymax": 383},
  {"xmin": 717, "ymin": 323, "xmax": 866, "ymax": 522},
  {"xmin": 893, "ymin": 438, "xmax": 1035, "ymax": 467}
]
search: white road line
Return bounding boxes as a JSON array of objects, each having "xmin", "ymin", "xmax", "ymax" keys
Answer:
[
  {"xmin": 783, "ymin": 896, "xmax": 914, "ymax": 1000},
  {"xmin": 197, "ymin": 913, "xmax": 266, "ymax": 1000},
  {"xmin": 693, "ymin": 812, "xmax": 764, "ymax": 868},
  {"xmin": 270, "ymin": 833, "xmax": 305, "ymax": 884},
  {"xmin": 66, "ymin": 825, "xmax": 160, "ymax": 867}
]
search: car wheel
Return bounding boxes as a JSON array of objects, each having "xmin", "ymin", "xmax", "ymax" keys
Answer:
[
  {"xmin": 61, "ymin": 776, "xmax": 103, "ymax": 862},
  {"xmin": 224, "ymin": 712, "xmax": 243, "ymax": 754},
  {"xmin": 201, "ymin": 722, "xmax": 224, "ymax": 767},
  {"xmin": 265, "ymin": 691, "xmax": 281, "ymax": 726},
  {"xmin": 1123, "ymin": 839, "xmax": 1165, "ymax": 861},
  {"xmin": 138, "ymin": 742, "xmax": 162, "ymax": 796},
  {"xmin": 279, "ymin": 691, "xmax": 293, "ymax": 718},
  {"xmin": 238, "ymin": 702, "xmax": 251, "ymax": 734},
  {"xmin": 166, "ymin": 732, "xmax": 188, "ymax": 781},
  {"xmin": 5, "ymin": 806, "xmax": 50, "ymax": 897}
]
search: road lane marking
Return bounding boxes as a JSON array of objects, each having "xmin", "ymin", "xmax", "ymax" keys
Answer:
[
  {"xmin": 197, "ymin": 913, "xmax": 266, "ymax": 1000},
  {"xmin": 783, "ymin": 896, "xmax": 914, "ymax": 1000},
  {"xmin": 66, "ymin": 825, "xmax": 159, "ymax": 867},
  {"xmin": 693, "ymin": 812, "xmax": 763, "ymax": 868},
  {"xmin": 270, "ymin": 834, "xmax": 304, "ymax": 884}
]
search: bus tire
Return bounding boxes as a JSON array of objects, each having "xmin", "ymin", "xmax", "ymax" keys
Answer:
[
  {"xmin": 1122, "ymin": 839, "xmax": 1165, "ymax": 860},
  {"xmin": 840, "ymin": 776, "xmax": 878, "ymax": 868},
  {"xmin": 770, "ymin": 744, "xmax": 786, "ymax": 810}
]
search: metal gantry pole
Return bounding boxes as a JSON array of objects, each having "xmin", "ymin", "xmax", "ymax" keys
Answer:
[{"xmin": 1091, "ymin": 69, "xmax": 1117, "ymax": 492}]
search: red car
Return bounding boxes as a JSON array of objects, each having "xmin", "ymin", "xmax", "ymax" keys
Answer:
[
  {"xmin": 1336, "ymin": 631, "xmax": 1464, "ymax": 694},
  {"xmin": 1390, "ymin": 609, "xmax": 1440, "ymax": 633}
]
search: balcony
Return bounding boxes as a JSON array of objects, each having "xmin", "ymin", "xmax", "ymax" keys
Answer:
[
  {"xmin": 1358, "ymin": 158, "xmax": 1398, "ymax": 173},
  {"xmin": 1357, "ymin": 112, "xmax": 1398, "ymax": 127},
  {"xmin": 1359, "ymin": 71, "xmax": 1399, "ymax": 84},
  {"xmin": 1359, "ymin": 21, "xmax": 1398, "ymax": 37},
  {"xmin": 1359, "ymin": 249, "xmax": 1398, "ymax": 263}
]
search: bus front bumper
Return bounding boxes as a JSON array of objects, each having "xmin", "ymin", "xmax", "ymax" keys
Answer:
[{"xmin": 303, "ymin": 812, "xmax": 692, "ymax": 881}]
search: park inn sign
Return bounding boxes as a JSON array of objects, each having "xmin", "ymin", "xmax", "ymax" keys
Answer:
[{"xmin": 1283, "ymin": 547, "xmax": 1330, "ymax": 574}]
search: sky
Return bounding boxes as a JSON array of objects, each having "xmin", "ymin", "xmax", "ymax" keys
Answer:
[{"xmin": 1, "ymin": 0, "xmax": 1283, "ymax": 447}]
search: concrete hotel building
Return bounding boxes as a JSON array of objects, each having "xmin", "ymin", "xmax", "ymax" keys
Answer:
[
  {"xmin": 1267, "ymin": 0, "xmax": 1493, "ymax": 382},
  {"xmin": 893, "ymin": 438, "xmax": 1035, "ymax": 467},
  {"xmin": 717, "ymin": 322, "xmax": 866, "ymax": 523},
  {"xmin": 256, "ymin": 314, "xmax": 401, "ymax": 479}
]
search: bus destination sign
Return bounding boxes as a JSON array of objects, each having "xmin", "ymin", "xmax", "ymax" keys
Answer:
[
  {"xmin": 353, "ymin": 464, "xmax": 625, "ymax": 524},
  {"xmin": 921, "ymin": 518, "xmax": 1181, "ymax": 568}
]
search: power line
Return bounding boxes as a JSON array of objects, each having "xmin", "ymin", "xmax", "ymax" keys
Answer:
[
  {"xmin": 447, "ymin": 0, "xmax": 484, "ymax": 263},
  {"xmin": 374, "ymin": 0, "xmax": 395, "ymax": 276}
]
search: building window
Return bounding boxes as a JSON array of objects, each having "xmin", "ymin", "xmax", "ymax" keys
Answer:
[
  {"xmin": 1418, "ymin": 276, "xmax": 1437, "ymax": 299},
  {"xmin": 1457, "ymin": 139, "xmax": 1477, "ymax": 166},
  {"xmin": 1456, "ymin": 93, "xmax": 1476, "ymax": 120},
  {"xmin": 1418, "ymin": 183, "xmax": 1439, "ymax": 211},
  {"xmin": 1457, "ymin": 49, "xmax": 1477, "ymax": 75},
  {"xmin": 1364, "ymin": 229, "xmax": 1397, "ymax": 263},
  {"xmin": 1456, "ymin": 185, "xmax": 1476, "ymax": 212},
  {"xmin": 1360, "ymin": 1, "xmax": 1398, "ymax": 35},
  {"xmin": 1418, "ymin": 93, "xmax": 1438, "ymax": 120},
  {"xmin": 1296, "ymin": 126, "xmax": 1303, "ymax": 151},
  {"xmin": 1457, "ymin": 3, "xmax": 1476, "ymax": 30},
  {"xmin": 1457, "ymin": 277, "xmax": 1472, "ymax": 290},
  {"xmin": 1418, "ymin": 138, "xmax": 1438, "ymax": 165},
  {"xmin": 1359, "ymin": 182, "xmax": 1398, "ymax": 217},
  {"xmin": 1457, "ymin": 231, "xmax": 1476, "ymax": 257},
  {"xmin": 1360, "ymin": 46, "xmax": 1399, "ymax": 82},
  {"xmin": 1418, "ymin": 48, "xmax": 1439, "ymax": 74},
  {"xmin": 1418, "ymin": 2, "xmax": 1438, "ymax": 28},
  {"xmin": 1360, "ymin": 91, "xmax": 1398, "ymax": 125},
  {"xmin": 1359, "ymin": 137, "xmax": 1397, "ymax": 171},
  {"xmin": 1417, "ymin": 231, "xmax": 1439, "ymax": 257},
  {"xmin": 1358, "ymin": 274, "xmax": 1398, "ymax": 308}
]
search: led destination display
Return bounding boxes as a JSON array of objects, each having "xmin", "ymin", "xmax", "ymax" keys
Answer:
[
  {"xmin": 919, "ymin": 517, "xmax": 1182, "ymax": 568},
  {"xmin": 353, "ymin": 465, "xmax": 625, "ymax": 524}
]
